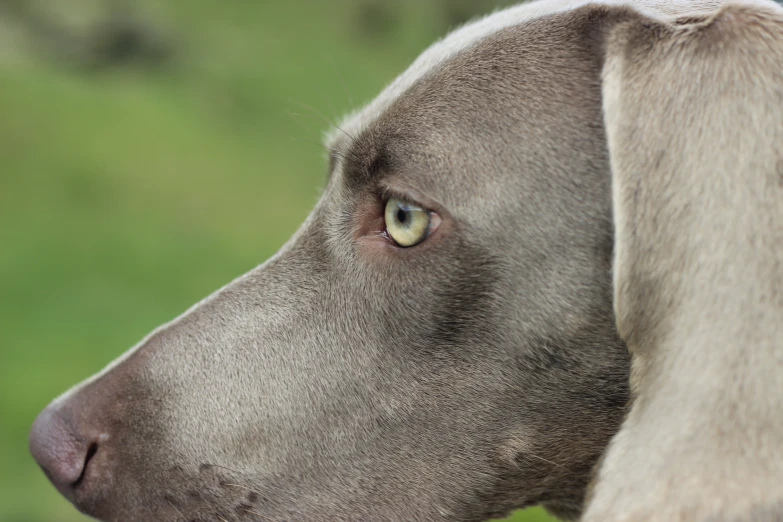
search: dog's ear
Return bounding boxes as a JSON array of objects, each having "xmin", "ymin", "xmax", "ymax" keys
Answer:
[
  {"xmin": 601, "ymin": 0, "xmax": 783, "ymax": 374},
  {"xmin": 586, "ymin": 1, "xmax": 783, "ymax": 519}
]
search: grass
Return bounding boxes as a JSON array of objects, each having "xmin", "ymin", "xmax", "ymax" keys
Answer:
[{"xmin": 0, "ymin": 1, "xmax": 554, "ymax": 520}]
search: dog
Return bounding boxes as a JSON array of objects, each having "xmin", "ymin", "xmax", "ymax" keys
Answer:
[
  {"xmin": 581, "ymin": 1, "xmax": 783, "ymax": 520},
  {"xmin": 29, "ymin": 0, "xmax": 778, "ymax": 520}
]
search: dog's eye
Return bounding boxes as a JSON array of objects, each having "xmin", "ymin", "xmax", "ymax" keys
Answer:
[{"xmin": 384, "ymin": 198, "xmax": 431, "ymax": 247}]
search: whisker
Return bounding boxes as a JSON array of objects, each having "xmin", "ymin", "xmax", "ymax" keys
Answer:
[
  {"xmin": 223, "ymin": 481, "xmax": 307, "ymax": 520},
  {"xmin": 221, "ymin": 482, "xmax": 257, "ymax": 492},
  {"xmin": 284, "ymin": 110, "xmax": 348, "ymax": 162},
  {"xmin": 288, "ymin": 135, "xmax": 336, "ymax": 154},
  {"xmin": 210, "ymin": 464, "xmax": 303, "ymax": 516},
  {"xmin": 319, "ymin": 96, "xmax": 339, "ymax": 130},
  {"xmin": 166, "ymin": 498, "xmax": 185, "ymax": 521},
  {"xmin": 329, "ymin": 60, "xmax": 354, "ymax": 109},
  {"xmin": 285, "ymin": 109, "xmax": 324, "ymax": 141},
  {"xmin": 525, "ymin": 452, "xmax": 569, "ymax": 470},
  {"xmin": 204, "ymin": 463, "xmax": 243, "ymax": 474},
  {"xmin": 289, "ymin": 99, "xmax": 357, "ymax": 144},
  {"xmin": 221, "ymin": 480, "xmax": 293, "ymax": 497}
]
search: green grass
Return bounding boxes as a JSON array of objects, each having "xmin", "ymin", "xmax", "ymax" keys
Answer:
[{"xmin": 0, "ymin": 1, "xmax": 553, "ymax": 520}]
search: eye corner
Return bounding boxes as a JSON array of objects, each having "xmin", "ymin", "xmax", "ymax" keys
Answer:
[{"xmin": 427, "ymin": 210, "xmax": 443, "ymax": 232}]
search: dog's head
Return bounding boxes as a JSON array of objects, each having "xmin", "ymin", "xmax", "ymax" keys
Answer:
[{"xmin": 27, "ymin": 2, "xmax": 667, "ymax": 521}]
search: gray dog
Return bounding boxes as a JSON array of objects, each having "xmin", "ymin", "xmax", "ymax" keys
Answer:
[{"xmin": 31, "ymin": 0, "xmax": 777, "ymax": 521}]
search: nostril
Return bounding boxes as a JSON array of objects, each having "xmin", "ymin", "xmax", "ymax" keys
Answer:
[
  {"xmin": 72, "ymin": 442, "xmax": 98, "ymax": 488},
  {"xmin": 29, "ymin": 407, "xmax": 100, "ymax": 496}
]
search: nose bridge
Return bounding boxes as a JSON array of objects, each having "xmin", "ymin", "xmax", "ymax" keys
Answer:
[
  {"xmin": 46, "ymin": 239, "xmax": 313, "ymax": 426},
  {"xmin": 39, "ymin": 330, "xmax": 151, "ymax": 436},
  {"xmin": 56, "ymin": 276, "xmax": 243, "ymax": 413},
  {"xmin": 53, "ymin": 320, "xmax": 160, "ymax": 423}
]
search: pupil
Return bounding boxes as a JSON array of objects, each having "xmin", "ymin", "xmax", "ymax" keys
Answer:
[{"xmin": 397, "ymin": 208, "xmax": 408, "ymax": 224}]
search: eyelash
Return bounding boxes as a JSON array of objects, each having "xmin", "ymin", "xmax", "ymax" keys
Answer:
[{"xmin": 375, "ymin": 186, "xmax": 408, "ymax": 204}]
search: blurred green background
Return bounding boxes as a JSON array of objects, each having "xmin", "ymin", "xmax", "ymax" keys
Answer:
[{"xmin": 0, "ymin": 1, "xmax": 556, "ymax": 521}]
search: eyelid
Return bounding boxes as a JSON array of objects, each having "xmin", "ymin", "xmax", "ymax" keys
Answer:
[
  {"xmin": 376, "ymin": 185, "xmax": 410, "ymax": 204},
  {"xmin": 377, "ymin": 182, "xmax": 449, "ymax": 236},
  {"xmin": 376, "ymin": 182, "xmax": 443, "ymax": 215}
]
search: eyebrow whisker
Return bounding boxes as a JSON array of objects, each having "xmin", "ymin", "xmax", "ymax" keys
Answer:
[
  {"xmin": 288, "ymin": 99, "xmax": 358, "ymax": 145},
  {"xmin": 285, "ymin": 109, "xmax": 348, "ymax": 158},
  {"xmin": 327, "ymin": 58, "xmax": 355, "ymax": 109}
]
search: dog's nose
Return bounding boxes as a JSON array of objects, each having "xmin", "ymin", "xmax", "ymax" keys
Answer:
[{"xmin": 29, "ymin": 406, "xmax": 100, "ymax": 497}]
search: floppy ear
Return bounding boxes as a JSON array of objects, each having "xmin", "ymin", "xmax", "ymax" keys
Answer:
[
  {"xmin": 603, "ymin": 0, "xmax": 783, "ymax": 386},
  {"xmin": 585, "ymin": 1, "xmax": 783, "ymax": 520}
]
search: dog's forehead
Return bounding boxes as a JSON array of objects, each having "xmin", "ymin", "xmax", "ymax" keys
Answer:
[
  {"xmin": 325, "ymin": 0, "xmax": 719, "ymax": 155},
  {"xmin": 328, "ymin": 0, "xmax": 579, "ymax": 152}
]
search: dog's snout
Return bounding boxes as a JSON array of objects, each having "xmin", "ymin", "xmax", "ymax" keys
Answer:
[{"xmin": 29, "ymin": 405, "xmax": 102, "ymax": 499}]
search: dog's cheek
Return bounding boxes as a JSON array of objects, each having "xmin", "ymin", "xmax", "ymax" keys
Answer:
[{"xmin": 354, "ymin": 230, "xmax": 503, "ymax": 357}]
